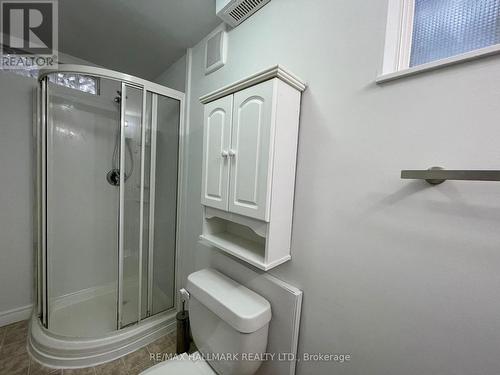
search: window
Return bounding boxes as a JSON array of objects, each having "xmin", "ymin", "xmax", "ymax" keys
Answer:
[
  {"xmin": 48, "ymin": 73, "xmax": 99, "ymax": 95},
  {"xmin": 1, "ymin": 62, "xmax": 99, "ymax": 95},
  {"xmin": 380, "ymin": 0, "xmax": 500, "ymax": 79},
  {"xmin": 410, "ymin": 0, "xmax": 500, "ymax": 66}
]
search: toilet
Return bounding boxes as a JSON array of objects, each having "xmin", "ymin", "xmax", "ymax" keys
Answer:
[{"xmin": 143, "ymin": 268, "xmax": 272, "ymax": 375}]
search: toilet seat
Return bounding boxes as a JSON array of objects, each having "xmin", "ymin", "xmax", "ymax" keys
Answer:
[{"xmin": 141, "ymin": 352, "xmax": 216, "ymax": 375}]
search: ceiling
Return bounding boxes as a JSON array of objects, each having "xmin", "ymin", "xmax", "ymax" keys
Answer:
[{"xmin": 59, "ymin": 0, "xmax": 220, "ymax": 80}]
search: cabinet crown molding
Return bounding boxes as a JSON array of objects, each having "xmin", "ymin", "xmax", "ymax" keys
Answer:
[{"xmin": 199, "ymin": 65, "xmax": 306, "ymax": 104}]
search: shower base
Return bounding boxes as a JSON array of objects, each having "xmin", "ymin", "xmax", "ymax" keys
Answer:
[
  {"xmin": 49, "ymin": 288, "xmax": 117, "ymax": 337},
  {"xmin": 28, "ymin": 305, "xmax": 175, "ymax": 368},
  {"xmin": 48, "ymin": 281, "xmax": 171, "ymax": 337}
]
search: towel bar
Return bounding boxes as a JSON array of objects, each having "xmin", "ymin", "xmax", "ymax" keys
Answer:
[{"xmin": 401, "ymin": 166, "xmax": 500, "ymax": 185}]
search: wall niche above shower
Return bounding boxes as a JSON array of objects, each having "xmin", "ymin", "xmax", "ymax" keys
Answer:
[{"xmin": 199, "ymin": 66, "xmax": 306, "ymax": 271}]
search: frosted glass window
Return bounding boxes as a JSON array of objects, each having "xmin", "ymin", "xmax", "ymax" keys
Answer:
[
  {"xmin": 49, "ymin": 73, "xmax": 99, "ymax": 95},
  {"xmin": 410, "ymin": 0, "xmax": 500, "ymax": 67}
]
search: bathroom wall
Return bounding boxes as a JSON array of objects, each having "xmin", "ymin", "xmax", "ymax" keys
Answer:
[
  {"xmin": 0, "ymin": 72, "xmax": 36, "ymax": 325},
  {"xmin": 0, "ymin": 53, "xmax": 103, "ymax": 325},
  {"xmin": 155, "ymin": 54, "xmax": 187, "ymax": 92},
  {"xmin": 181, "ymin": 1, "xmax": 500, "ymax": 374}
]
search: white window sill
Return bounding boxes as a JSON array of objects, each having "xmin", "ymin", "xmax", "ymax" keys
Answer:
[{"xmin": 376, "ymin": 44, "xmax": 500, "ymax": 84}]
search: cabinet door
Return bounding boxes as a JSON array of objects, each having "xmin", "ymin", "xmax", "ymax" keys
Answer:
[
  {"xmin": 201, "ymin": 95, "xmax": 233, "ymax": 210},
  {"xmin": 229, "ymin": 79, "xmax": 275, "ymax": 221}
]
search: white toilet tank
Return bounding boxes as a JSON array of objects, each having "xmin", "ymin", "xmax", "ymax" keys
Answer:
[{"xmin": 186, "ymin": 269, "xmax": 272, "ymax": 375}]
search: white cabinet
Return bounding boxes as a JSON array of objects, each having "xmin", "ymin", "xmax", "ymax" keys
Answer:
[
  {"xmin": 199, "ymin": 66, "xmax": 306, "ymax": 271},
  {"xmin": 229, "ymin": 79, "xmax": 274, "ymax": 220},
  {"xmin": 201, "ymin": 95, "xmax": 232, "ymax": 211}
]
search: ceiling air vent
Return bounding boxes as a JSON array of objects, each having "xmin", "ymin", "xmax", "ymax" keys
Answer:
[{"xmin": 216, "ymin": 0, "xmax": 271, "ymax": 27}]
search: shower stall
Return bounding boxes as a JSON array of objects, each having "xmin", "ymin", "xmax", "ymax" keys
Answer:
[{"xmin": 29, "ymin": 65, "xmax": 184, "ymax": 367}]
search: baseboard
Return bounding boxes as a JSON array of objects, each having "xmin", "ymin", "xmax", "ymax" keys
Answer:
[{"xmin": 0, "ymin": 304, "xmax": 33, "ymax": 327}]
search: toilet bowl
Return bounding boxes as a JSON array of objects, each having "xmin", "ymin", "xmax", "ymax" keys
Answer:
[{"xmin": 142, "ymin": 268, "xmax": 272, "ymax": 375}]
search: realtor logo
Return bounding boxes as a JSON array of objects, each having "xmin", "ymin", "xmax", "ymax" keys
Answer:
[{"xmin": 1, "ymin": 0, "xmax": 58, "ymax": 69}]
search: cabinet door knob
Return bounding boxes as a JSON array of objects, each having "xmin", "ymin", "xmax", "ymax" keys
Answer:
[
  {"xmin": 228, "ymin": 149, "xmax": 236, "ymax": 157},
  {"xmin": 221, "ymin": 150, "xmax": 229, "ymax": 157}
]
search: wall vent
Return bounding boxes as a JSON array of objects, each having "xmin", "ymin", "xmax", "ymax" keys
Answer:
[
  {"xmin": 216, "ymin": 0, "xmax": 271, "ymax": 27},
  {"xmin": 205, "ymin": 25, "xmax": 228, "ymax": 75}
]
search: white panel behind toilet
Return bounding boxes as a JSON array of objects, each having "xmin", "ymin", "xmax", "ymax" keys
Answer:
[{"xmin": 207, "ymin": 252, "xmax": 303, "ymax": 375}]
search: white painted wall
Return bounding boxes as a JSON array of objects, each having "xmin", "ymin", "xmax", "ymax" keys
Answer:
[
  {"xmin": 0, "ymin": 72, "xmax": 35, "ymax": 324},
  {"xmin": 155, "ymin": 55, "xmax": 187, "ymax": 92},
  {"xmin": 181, "ymin": 1, "xmax": 500, "ymax": 374}
]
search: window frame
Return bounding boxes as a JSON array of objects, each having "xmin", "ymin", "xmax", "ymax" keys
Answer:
[{"xmin": 378, "ymin": 0, "xmax": 500, "ymax": 83}]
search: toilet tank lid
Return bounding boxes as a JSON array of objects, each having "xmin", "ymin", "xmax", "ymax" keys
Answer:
[{"xmin": 186, "ymin": 269, "xmax": 271, "ymax": 333}]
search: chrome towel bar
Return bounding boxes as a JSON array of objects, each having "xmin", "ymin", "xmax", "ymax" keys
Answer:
[{"xmin": 401, "ymin": 166, "xmax": 500, "ymax": 185}]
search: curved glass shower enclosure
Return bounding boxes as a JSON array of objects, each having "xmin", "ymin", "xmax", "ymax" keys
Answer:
[{"xmin": 35, "ymin": 65, "xmax": 182, "ymax": 338}]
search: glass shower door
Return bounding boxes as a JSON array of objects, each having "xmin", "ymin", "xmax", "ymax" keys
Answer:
[
  {"xmin": 45, "ymin": 76, "xmax": 121, "ymax": 337},
  {"xmin": 150, "ymin": 94, "xmax": 180, "ymax": 315},
  {"xmin": 118, "ymin": 84, "xmax": 148, "ymax": 328},
  {"xmin": 118, "ymin": 90, "xmax": 180, "ymax": 327}
]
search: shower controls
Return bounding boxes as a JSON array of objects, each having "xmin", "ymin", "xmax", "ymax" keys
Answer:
[
  {"xmin": 114, "ymin": 90, "xmax": 121, "ymax": 104},
  {"xmin": 106, "ymin": 169, "xmax": 121, "ymax": 186}
]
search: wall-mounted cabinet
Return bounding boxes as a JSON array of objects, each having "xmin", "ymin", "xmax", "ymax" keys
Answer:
[{"xmin": 199, "ymin": 65, "xmax": 306, "ymax": 271}]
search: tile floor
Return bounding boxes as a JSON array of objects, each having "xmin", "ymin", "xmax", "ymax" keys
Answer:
[{"xmin": 0, "ymin": 320, "xmax": 178, "ymax": 375}]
